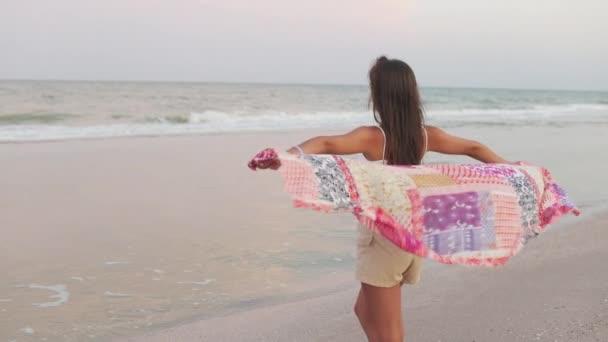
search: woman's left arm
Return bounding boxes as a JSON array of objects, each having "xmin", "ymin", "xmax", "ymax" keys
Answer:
[{"xmin": 426, "ymin": 126, "xmax": 508, "ymax": 164}]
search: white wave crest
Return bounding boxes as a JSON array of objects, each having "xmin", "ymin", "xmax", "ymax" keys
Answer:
[{"xmin": 0, "ymin": 104, "xmax": 606, "ymax": 143}]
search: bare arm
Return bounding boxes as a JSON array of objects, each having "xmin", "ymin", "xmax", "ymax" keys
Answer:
[
  {"xmin": 426, "ymin": 126, "xmax": 508, "ymax": 164},
  {"xmin": 287, "ymin": 126, "xmax": 379, "ymax": 157},
  {"xmin": 254, "ymin": 126, "xmax": 379, "ymax": 170}
]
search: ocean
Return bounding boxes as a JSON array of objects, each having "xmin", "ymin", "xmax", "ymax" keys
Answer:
[{"xmin": 1, "ymin": 80, "xmax": 607, "ymax": 142}]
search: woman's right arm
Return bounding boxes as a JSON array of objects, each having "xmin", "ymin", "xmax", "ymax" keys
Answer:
[
  {"xmin": 426, "ymin": 126, "xmax": 508, "ymax": 164},
  {"xmin": 286, "ymin": 126, "xmax": 378, "ymax": 157},
  {"xmin": 253, "ymin": 126, "xmax": 379, "ymax": 170}
]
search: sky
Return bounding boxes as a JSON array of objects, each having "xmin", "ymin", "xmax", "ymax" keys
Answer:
[{"xmin": 1, "ymin": 0, "xmax": 607, "ymax": 90}]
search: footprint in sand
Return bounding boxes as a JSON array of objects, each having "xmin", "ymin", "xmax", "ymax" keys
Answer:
[
  {"xmin": 21, "ymin": 326, "xmax": 35, "ymax": 335},
  {"xmin": 104, "ymin": 291, "xmax": 132, "ymax": 298},
  {"xmin": 104, "ymin": 261, "xmax": 131, "ymax": 265},
  {"xmin": 29, "ymin": 284, "xmax": 70, "ymax": 308},
  {"xmin": 176, "ymin": 279, "xmax": 215, "ymax": 286}
]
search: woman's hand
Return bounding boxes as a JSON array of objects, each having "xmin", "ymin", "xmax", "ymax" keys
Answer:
[
  {"xmin": 248, "ymin": 148, "xmax": 281, "ymax": 170},
  {"xmin": 254, "ymin": 158, "xmax": 281, "ymax": 170}
]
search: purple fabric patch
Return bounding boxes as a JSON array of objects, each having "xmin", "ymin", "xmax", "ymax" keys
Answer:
[
  {"xmin": 423, "ymin": 192, "xmax": 481, "ymax": 230},
  {"xmin": 422, "ymin": 192, "xmax": 492, "ymax": 255},
  {"xmin": 468, "ymin": 164, "xmax": 517, "ymax": 177}
]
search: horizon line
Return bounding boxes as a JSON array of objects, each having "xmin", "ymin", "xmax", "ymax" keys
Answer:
[{"xmin": 0, "ymin": 78, "xmax": 606, "ymax": 93}]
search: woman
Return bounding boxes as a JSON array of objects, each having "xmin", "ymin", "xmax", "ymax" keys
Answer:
[{"xmin": 282, "ymin": 56, "xmax": 507, "ymax": 341}]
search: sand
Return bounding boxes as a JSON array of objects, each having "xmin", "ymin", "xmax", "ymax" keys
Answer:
[
  {"xmin": 125, "ymin": 212, "xmax": 608, "ymax": 342},
  {"xmin": 1, "ymin": 126, "xmax": 607, "ymax": 341}
]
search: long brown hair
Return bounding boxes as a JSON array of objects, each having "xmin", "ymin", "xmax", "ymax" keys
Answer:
[{"xmin": 369, "ymin": 56, "xmax": 425, "ymax": 165}]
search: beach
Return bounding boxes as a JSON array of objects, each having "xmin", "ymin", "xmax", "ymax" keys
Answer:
[
  {"xmin": 1, "ymin": 125, "xmax": 607, "ymax": 341},
  {"xmin": 124, "ymin": 211, "xmax": 608, "ymax": 342}
]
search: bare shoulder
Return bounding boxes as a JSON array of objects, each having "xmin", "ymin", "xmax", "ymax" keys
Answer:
[
  {"xmin": 423, "ymin": 125, "xmax": 455, "ymax": 152},
  {"xmin": 348, "ymin": 125, "xmax": 383, "ymax": 141},
  {"xmin": 352, "ymin": 125, "xmax": 381, "ymax": 135},
  {"xmin": 423, "ymin": 124, "xmax": 444, "ymax": 137},
  {"xmin": 348, "ymin": 125, "xmax": 384, "ymax": 160}
]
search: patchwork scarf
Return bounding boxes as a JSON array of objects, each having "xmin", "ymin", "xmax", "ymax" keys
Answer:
[{"xmin": 248, "ymin": 148, "xmax": 579, "ymax": 267}]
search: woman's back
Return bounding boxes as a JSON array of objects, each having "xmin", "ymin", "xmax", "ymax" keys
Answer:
[{"xmin": 364, "ymin": 125, "xmax": 428, "ymax": 165}]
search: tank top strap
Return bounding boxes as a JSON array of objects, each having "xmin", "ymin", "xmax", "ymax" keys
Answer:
[
  {"xmin": 422, "ymin": 126, "xmax": 428, "ymax": 156},
  {"xmin": 376, "ymin": 125, "xmax": 387, "ymax": 163}
]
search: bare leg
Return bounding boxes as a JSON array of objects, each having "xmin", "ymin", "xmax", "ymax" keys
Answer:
[
  {"xmin": 361, "ymin": 283, "xmax": 404, "ymax": 342},
  {"xmin": 354, "ymin": 285, "xmax": 377, "ymax": 341}
]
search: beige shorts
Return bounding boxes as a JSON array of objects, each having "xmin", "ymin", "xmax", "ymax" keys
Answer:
[{"xmin": 356, "ymin": 224, "xmax": 423, "ymax": 287}]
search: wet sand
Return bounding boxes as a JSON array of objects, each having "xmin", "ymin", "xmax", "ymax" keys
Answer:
[{"xmin": 125, "ymin": 212, "xmax": 608, "ymax": 342}]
